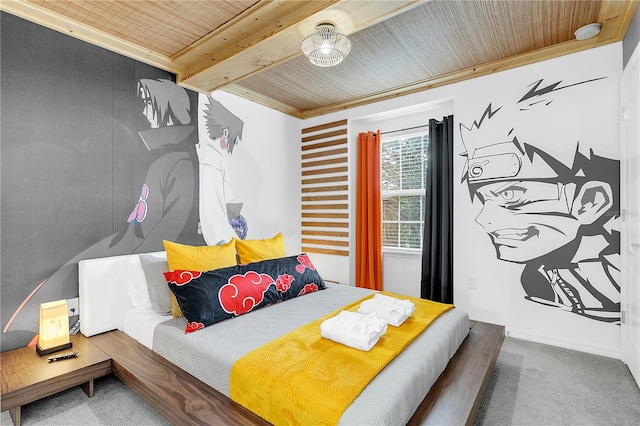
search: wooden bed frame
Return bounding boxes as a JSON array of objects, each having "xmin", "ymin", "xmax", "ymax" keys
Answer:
[{"xmin": 89, "ymin": 320, "xmax": 504, "ymax": 425}]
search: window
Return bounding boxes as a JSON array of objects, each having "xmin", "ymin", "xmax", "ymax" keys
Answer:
[{"xmin": 381, "ymin": 132, "xmax": 428, "ymax": 250}]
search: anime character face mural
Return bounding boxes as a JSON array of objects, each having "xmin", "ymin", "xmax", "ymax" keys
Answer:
[
  {"xmin": 138, "ymin": 78, "xmax": 191, "ymax": 129},
  {"xmin": 196, "ymin": 95, "xmax": 246, "ymax": 245},
  {"xmin": 461, "ymin": 78, "xmax": 620, "ymax": 323}
]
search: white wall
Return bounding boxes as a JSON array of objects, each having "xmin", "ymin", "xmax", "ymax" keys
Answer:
[{"xmin": 302, "ymin": 43, "xmax": 623, "ymax": 357}]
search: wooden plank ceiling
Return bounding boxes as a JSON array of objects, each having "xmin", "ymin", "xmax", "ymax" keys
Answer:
[{"xmin": 1, "ymin": 0, "xmax": 638, "ymax": 118}]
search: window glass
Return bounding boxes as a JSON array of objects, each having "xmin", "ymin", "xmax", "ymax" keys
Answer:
[{"xmin": 381, "ymin": 132, "xmax": 428, "ymax": 250}]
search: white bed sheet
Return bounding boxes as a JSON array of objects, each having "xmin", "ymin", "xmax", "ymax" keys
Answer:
[{"xmin": 122, "ymin": 308, "xmax": 170, "ymax": 349}]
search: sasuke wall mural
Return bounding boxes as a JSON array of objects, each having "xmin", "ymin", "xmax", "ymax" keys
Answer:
[
  {"xmin": 1, "ymin": 13, "xmax": 248, "ymax": 350},
  {"xmin": 196, "ymin": 94, "xmax": 247, "ymax": 244},
  {"xmin": 460, "ymin": 77, "xmax": 620, "ymax": 323}
]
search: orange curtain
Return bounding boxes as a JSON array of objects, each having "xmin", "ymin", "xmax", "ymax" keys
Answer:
[{"xmin": 356, "ymin": 131, "xmax": 382, "ymax": 290}]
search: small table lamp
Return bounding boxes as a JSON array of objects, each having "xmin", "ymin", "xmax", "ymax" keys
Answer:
[{"xmin": 36, "ymin": 300, "xmax": 73, "ymax": 356}]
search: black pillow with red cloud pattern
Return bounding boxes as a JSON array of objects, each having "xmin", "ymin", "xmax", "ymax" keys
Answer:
[{"xmin": 163, "ymin": 253, "xmax": 326, "ymax": 333}]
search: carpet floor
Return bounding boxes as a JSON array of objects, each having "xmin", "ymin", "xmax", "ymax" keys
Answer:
[
  {"xmin": 474, "ymin": 337, "xmax": 640, "ymax": 426},
  {"xmin": 2, "ymin": 337, "xmax": 639, "ymax": 425}
]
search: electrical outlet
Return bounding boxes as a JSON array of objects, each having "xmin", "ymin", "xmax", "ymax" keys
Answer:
[
  {"xmin": 467, "ymin": 276, "xmax": 478, "ymax": 289},
  {"xmin": 67, "ymin": 297, "xmax": 79, "ymax": 317}
]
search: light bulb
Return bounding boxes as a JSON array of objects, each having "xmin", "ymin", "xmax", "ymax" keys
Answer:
[{"xmin": 320, "ymin": 41, "xmax": 331, "ymax": 54}]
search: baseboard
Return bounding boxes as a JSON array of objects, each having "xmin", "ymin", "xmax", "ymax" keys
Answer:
[{"xmin": 506, "ymin": 328, "xmax": 622, "ymax": 360}]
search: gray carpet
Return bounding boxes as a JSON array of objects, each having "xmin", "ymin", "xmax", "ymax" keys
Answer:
[
  {"xmin": 0, "ymin": 374, "xmax": 169, "ymax": 426},
  {"xmin": 2, "ymin": 337, "xmax": 639, "ymax": 425},
  {"xmin": 475, "ymin": 337, "xmax": 640, "ymax": 426}
]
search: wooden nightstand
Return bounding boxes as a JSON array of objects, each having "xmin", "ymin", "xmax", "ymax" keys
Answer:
[{"xmin": 1, "ymin": 333, "xmax": 111, "ymax": 426}]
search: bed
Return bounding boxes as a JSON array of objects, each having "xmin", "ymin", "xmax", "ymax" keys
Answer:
[{"xmin": 78, "ymin": 250, "xmax": 504, "ymax": 425}]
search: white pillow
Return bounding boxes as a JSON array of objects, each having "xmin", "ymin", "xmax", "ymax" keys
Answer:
[
  {"xmin": 127, "ymin": 256, "xmax": 153, "ymax": 310},
  {"xmin": 138, "ymin": 252, "xmax": 171, "ymax": 316}
]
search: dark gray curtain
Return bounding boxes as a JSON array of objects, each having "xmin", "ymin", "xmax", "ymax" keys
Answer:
[{"xmin": 421, "ymin": 115, "xmax": 454, "ymax": 303}]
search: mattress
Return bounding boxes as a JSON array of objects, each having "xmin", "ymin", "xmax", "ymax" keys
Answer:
[
  {"xmin": 148, "ymin": 284, "xmax": 469, "ymax": 425},
  {"xmin": 122, "ymin": 308, "xmax": 171, "ymax": 349}
]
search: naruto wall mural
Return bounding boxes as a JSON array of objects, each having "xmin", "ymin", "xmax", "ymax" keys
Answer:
[
  {"xmin": 460, "ymin": 78, "xmax": 620, "ymax": 323},
  {"xmin": 1, "ymin": 14, "xmax": 247, "ymax": 350}
]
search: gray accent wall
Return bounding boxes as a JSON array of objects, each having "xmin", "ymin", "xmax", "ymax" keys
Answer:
[
  {"xmin": 624, "ymin": 5, "xmax": 640, "ymax": 68},
  {"xmin": 0, "ymin": 12, "xmax": 202, "ymax": 351}
]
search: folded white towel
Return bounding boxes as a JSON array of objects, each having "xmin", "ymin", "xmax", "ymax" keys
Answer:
[
  {"xmin": 352, "ymin": 312, "xmax": 386, "ymax": 334},
  {"xmin": 357, "ymin": 293, "xmax": 416, "ymax": 327},
  {"xmin": 320, "ymin": 311, "xmax": 388, "ymax": 351}
]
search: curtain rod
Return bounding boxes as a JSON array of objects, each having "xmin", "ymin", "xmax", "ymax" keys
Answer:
[{"xmin": 380, "ymin": 123, "xmax": 429, "ymax": 135}]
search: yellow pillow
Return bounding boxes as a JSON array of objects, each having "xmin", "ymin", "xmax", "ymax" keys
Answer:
[
  {"xmin": 235, "ymin": 233, "xmax": 286, "ymax": 264},
  {"xmin": 163, "ymin": 239, "xmax": 237, "ymax": 317}
]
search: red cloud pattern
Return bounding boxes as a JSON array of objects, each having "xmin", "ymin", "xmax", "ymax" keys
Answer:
[
  {"xmin": 295, "ymin": 254, "xmax": 316, "ymax": 273},
  {"xmin": 219, "ymin": 272, "xmax": 275, "ymax": 315},
  {"xmin": 164, "ymin": 270, "xmax": 202, "ymax": 286},
  {"xmin": 185, "ymin": 321, "xmax": 204, "ymax": 333},
  {"xmin": 276, "ymin": 274, "xmax": 294, "ymax": 292},
  {"xmin": 298, "ymin": 283, "xmax": 319, "ymax": 296}
]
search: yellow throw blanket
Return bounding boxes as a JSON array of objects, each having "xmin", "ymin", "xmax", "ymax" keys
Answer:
[{"xmin": 229, "ymin": 291, "xmax": 453, "ymax": 425}]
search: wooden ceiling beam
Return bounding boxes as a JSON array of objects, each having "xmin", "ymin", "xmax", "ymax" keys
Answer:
[
  {"xmin": 597, "ymin": 0, "xmax": 640, "ymax": 41},
  {"xmin": 177, "ymin": 0, "xmax": 423, "ymax": 94},
  {"xmin": 173, "ymin": 0, "xmax": 339, "ymax": 83},
  {"xmin": 222, "ymin": 84, "xmax": 305, "ymax": 118}
]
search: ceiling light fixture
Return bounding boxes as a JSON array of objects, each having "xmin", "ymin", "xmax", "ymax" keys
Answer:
[
  {"xmin": 574, "ymin": 23, "xmax": 601, "ymax": 40},
  {"xmin": 301, "ymin": 22, "xmax": 351, "ymax": 67}
]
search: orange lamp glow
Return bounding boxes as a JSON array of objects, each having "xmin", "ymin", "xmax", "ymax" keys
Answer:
[{"xmin": 36, "ymin": 300, "xmax": 72, "ymax": 356}]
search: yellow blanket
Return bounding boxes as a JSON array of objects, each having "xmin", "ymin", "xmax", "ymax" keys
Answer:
[{"xmin": 229, "ymin": 291, "xmax": 453, "ymax": 425}]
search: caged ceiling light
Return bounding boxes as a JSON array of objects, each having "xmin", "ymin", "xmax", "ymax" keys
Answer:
[{"xmin": 301, "ymin": 22, "xmax": 352, "ymax": 67}]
